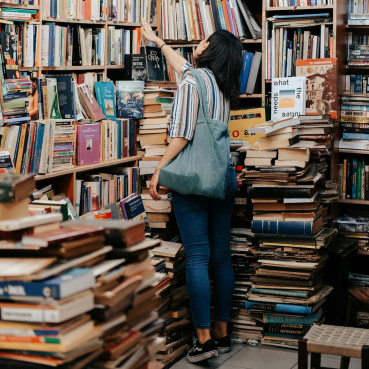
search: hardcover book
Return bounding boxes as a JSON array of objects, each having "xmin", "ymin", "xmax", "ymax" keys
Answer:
[
  {"xmin": 123, "ymin": 54, "xmax": 147, "ymax": 81},
  {"xmin": 77, "ymin": 83, "xmax": 105, "ymax": 122},
  {"xmin": 271, "ymin": 77, "xmax": 306, "ymax": 120},
  {"xmin": 76, "ymin": 124, "xmax": 101, "ymax": 166},
  {"xmin": 116, "ymin": 81, "xmax": 144, "ymax": 119},
  {"xmin": 229, "ymin": 108, "xmax": 266, "ymax": 146},
  {"xmin": 94, "ymin": 81, "xmax": 116, "ymax": 120},
  {"xmin": 296, "ymin": 58, "xmax": 338, "ymax": 119},
  {"xmin": 140, "ymin": 47, "xmax": 165, "ymax": 81},
  {"xmin": 0, "ymin": 32, "xmax": 18, "ymax": 79}
]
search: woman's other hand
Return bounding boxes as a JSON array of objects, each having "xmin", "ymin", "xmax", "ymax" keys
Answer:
[{"xmin": 149, "ymin": 168, "xmax": 161, "ymax": 200}]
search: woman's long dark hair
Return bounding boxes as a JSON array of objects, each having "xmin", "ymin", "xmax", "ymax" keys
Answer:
[{"xmin": 196, "ymin": 30, "xmax": 243, "ymax": 103}]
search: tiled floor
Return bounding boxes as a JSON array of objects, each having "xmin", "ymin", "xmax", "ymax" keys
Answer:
[{"xmin": 171, "ymin": 344, "xmax": 363, "ymax": 369}]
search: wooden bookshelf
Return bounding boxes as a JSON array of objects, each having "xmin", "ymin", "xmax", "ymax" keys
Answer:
[
  {"xmin": 339, "ymin": 149, "xmax": 369, "ymax": 155},
  {"xmin": 266, "ymin": 5, "xmax": 335, "ymax": 11},
  {"xmin": 35, "ymin": 156, "xmax": 141, "ymax": 181},
  {"xmin": 339, "ymin": 199, "xmax": 369, "ymax": 205}
]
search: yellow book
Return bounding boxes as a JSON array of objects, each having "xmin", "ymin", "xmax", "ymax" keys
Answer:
[{"xmin": 15, "ymin": 124, "xmax": 27, "ymax": 173}]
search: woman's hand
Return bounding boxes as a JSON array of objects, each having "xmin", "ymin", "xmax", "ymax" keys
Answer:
[
  {"xmin": 149, "ymin": 168, "xmax": 161, "ymax": 200},
  {"xmin": 141, "ymin": 18, "xmax": 161, "ymax": 45}
]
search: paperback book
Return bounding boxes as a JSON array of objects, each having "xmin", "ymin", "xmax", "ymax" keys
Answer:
[{"xmin": 116, "ymin": 80, "xmax": 144, "ymax": 119}]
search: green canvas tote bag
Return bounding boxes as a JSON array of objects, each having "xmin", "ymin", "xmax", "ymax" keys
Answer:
[{"xmin": 159, "ymin": 68, "xmax": 230, "ymax": 199}]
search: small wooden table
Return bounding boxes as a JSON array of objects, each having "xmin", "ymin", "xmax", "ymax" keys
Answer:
[{"xmin": 298, "ymin": 324, "xmax": 369, "ymax": 369}]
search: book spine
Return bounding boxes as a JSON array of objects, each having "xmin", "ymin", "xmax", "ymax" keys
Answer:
[
  {"xmin": 251, "ymin": 220, "xmax": 314, "ymax": 236},
  {"xmin": 366, "ymin": 165, "xmax": 369, "ymax": 200},
  {"xmin": 343, "ymin": 158, "xmax": 347, "ymax": 199},
  {"xmin": 0, "ymin": 307, "xmax": 60, "ymax": 323},
  {"xmin": 264, "ymin": 324, "xmax": 311, "ymax": 336},
  {"xmin": 250, "ymin": 288, "xmax": 308, "ymax": 298},
  {"xmin": 358, "ymin": 160, "xmax": 363, "ymax": 199},
  {"xmin": 346, "ymin": 158, "xmax": 352, "ymax": 199},
  {"xmin": 263, "ymin": 312, "xmax": 319, "ymax": 325},
  {"xmin": 246, "ymin": 301, "xmax": 312, "ymax": 314},
  {"xmin": 352, "ymin": 158, "xmax": 358, "ymax": 199}
]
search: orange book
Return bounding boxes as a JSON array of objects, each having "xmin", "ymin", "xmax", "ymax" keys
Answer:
[
  {"xmin": 27, "ymin": 122, "xmax": 36, "ymax": 173},
  {"xmin": 15, "ymin": 124, "xmax": 27, "ymax": 174},
  {"xmin": 296, "ymin": 58, "xmax": 338, "ymax": 119},
  {"xmin": 221, "ymin": 0, "xmax": 232, "ymax": 32},
  {"xmin": 136, "ymin": 28, "xmax": 141, "ymax": 54},
  {"xmin": 85, "ymin": 0, "xmax": 91, "ymax": 20}
]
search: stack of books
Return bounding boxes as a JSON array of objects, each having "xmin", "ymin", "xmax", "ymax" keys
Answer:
[
  {"xmin": 339, "ymin": 93, "xmax": 369, "ymax": 152},
  {"xmin": 151, "ymin": 241, "xmax": 193, "ymax": 367},
  {"xmin": 348, "ymin": 0, "xmax": 369, "ymax": 26},
  {"xmin": 347, "ymin": 31, "xmax": 369, "ymax": 67},
  {"xmin": 337, "ymin": 217, "xmax": 369, "ymax": 256},
  {"xmin": 229, "ymin": 228, "xmax": 262, "ymax": 343},
  {"xmin": 239, "ymin": 117, "xmax": 337, "ymax": 348},
  {"xmin": 61, "ymin": 218, "xmax": 165, "ymax": 368},
  {"xmin": 0, "ymin": 7, "xmax": 38, "ymax": 21},
  {"xmin": 107, "ymin": 27, "xmax": 141, "ymax": 63},
  {"xmin": 108, "ymin": 0, "xmax": 157, "ymax": 24},
  {"xmin": 139, "ymin": 87, "xmax": 175, "ymax": 234}
]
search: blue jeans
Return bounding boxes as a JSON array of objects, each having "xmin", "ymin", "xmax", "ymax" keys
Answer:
[{"xmin": 172, "ymin": 176, "xmax": 236, "ymax": 329}]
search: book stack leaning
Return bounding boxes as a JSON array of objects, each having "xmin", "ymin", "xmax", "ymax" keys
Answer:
[
  {"xmin": 0, "ymin": 174, "xmax": 165, "ymax": 368},
  {"xmin": 150, "ymin": 240, "xmax": 193, "ymax": 366},
  {"xmin": 239, "ymin": 117, "xmax": 338, "ymax": 348},
  {"xmin": 139, "ymin": 87, "xmax": 176, "ymax": 236}
]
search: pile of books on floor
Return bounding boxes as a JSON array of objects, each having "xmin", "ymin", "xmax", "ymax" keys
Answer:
[
  {"xmin": 138, "ymin": 87, "xmax": 175, "ymax": 237},
  {"xmin": 150, "ymin": 240, "xmax": 193, "ymax": 367},
  {"xmin": 339, "ymin": 93, "xmax": 369, "ymax": 151},
  {"xmin": 238, "ymin": 117, "xmax": 338, "ymax": 348},
  {"xmin": 337, "ymin": 216, "xmax": 369, "ymax": 256},
  {"xmin": 0, "ymin": 173, "xmax": 165, "ymax": 368},
  {"xmin": 229, "ymin": 228, "xmax": 262, "ymax": 343}
]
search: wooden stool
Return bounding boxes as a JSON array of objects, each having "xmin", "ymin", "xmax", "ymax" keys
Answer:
[
  {"xmin": 298, "ymin": 324, "xmax": 369, "ymax": 369},
  {"xmin": 346, "ymin": 288, "xmax": 369, "ymax": 327}
]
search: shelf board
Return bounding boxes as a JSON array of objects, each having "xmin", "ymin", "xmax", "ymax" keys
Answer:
[
  {"xmin": 107, "ymin": 65, "xmax": 124, "ymax": 69},
  {"xmin": 41, "ymin": 65, "xmax": 105, "ymax": 71},
  {"xmin": 35, "ymin": 156, "xmax": 141, "ymax": 181},
  {"xmin": 339, "ymin": 149, "xmax": 369, "ymax": 155},
  {"xmin": 266, "ymin": 5, "xmax": 334, "ymax": 10},
  {"xmin": 0, "ymin": 2, "xmax": 39, "ymax": 9},
  {"xmin": 107, "ymin": 21, "xmax": 157, "ymax": 27},
  {"xmin": 338, "ymin": 199, "xmax": 369, "ymax": 205},
  {"xmin": 239, "ymin": 94, "xmax": 263, "ymax": 98},
  {"xmin": 242, "ymin": 39, "xmax": 262, "ymax": 43},
  {"xmin": 42, "ymin": 17, "xmax": 105, "ymax": 25},
  {"xmin": 346, "ymin": 65, "xmax": 369, "ymax": 69},
  {"xmin": 346, "ymin": 24, "xmax": 369, "ymax": 28}
]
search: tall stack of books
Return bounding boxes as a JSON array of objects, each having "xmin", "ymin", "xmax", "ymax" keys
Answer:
[
  {"xmin": 61, "ymin": 219, "xmax": 165, "ymax": 368},
  {"xmin": 229, "ymin": 228, "xmax": 262, "ymax": 343},
  {"xmin": 150, "ymin": 241, "xmax": 193, "ymax": 367},
  {"xmin": 239, "ymin": 117, "xmax": 337, "ymax": 348},
  {"xmin": 139, "ymin": 87, "xmax": 175, "ymax": 235}
]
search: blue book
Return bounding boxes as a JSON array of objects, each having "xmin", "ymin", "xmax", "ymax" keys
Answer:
[
  {"xmin": 116, "ymin": 120, "xmax": 122, "ymax": 159},
  {"xmin": 246, "ymin": 300, "xmax": 313, "ymax": 315},
  {"xmin": 32, "ymin": 122, "xmax": 45, "ymax": 174},
  {"xmin": 123, "ymin": 194, "xmax": 150, "ymax": 229},
  {"xmin": 94, "ymin": 81, "xmax": 116, "ymax": 119},
  {"xmin": 352, "ymin": 158, "xmax": 358, "ymax": 200},
  {"xmin": 263, "ymin": 309, "xmax": 323, "ymax": 325},
  {"xmin": 0, "ymin": 268, "xmax": 94, "ymax": 300},
  {"xmin": 343, "ymin": 132, "xmax": 369, "ymax": 140},
  {"xmin": 239, "ymin": 51, "xmax": 253, "ymax": 94},
  {"xmin": 251, "ymin": 219, "xmax": 319, "ymax": 236},
  {"xmin": 354, "ymin": 75, "xmax": 363, "ymax": 94},
  {"xmin": 128, "ymin": 118, "xmax": 136, "ymax": 156}
]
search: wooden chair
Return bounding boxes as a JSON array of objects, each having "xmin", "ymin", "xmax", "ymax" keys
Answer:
[{"xmin": 298, "ymin": 324, "xmax": 369, "ymax": 369}]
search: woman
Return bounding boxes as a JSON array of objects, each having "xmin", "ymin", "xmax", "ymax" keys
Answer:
[{"xmin": 141, "ymin": 19, "xmax": 243, "ymax": 364}]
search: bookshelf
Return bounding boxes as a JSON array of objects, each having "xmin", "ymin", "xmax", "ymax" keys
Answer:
[{"xmin": 0, "ymin": 2, "xmax": 158, "ymax": 76}]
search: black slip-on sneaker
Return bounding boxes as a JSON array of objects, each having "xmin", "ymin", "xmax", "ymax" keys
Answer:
[
  {"xmin": 186, "ymin": 339, "xmax": 218, "ymax": 363},
  {"xmin": 213, "ymin": 335, "xmax": 232, "ymax": 354}
]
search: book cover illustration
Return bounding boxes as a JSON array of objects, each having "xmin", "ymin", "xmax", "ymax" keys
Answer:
[
  {"xmin": 94, "ymin": 81, "xmax": 116, "ymax": 119},
  {"xmin": 296, "ymin": 58, "xmax": 338, "ymax": 119},
  {"xmin": 271, "ymin": 77, "xmax": 306, "ymax": 120},
  {"xmin": 141, "ymin": 46, "xmax": 165, "ymax": 81},
  {"xmin": 0, "ymin": 32, "xmax": 18, "ymax": 79},
  {"xmin": 116, "ymin": 81, "xmax": 144, "ymax": 119},
  {"xmin": 229, "ymin": 107, "xmax": 266, "ymax": 146},
  {"xmin": 76, "ymin": 124, "xmax": 100, "ymax": 166},
  {"xmin": 123, "ymin": 54, "xmax": 147, "ymax": 81}
]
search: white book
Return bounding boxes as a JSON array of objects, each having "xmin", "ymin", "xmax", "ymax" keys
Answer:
[
  {"xmin": 0, "ymin": 213, "xmax": 63, "ymax": 232},
  {"xmin": 41, "ymin": 24, "xmax": 49, "ymax": 66},
  {"xmin": 245, "ymin": 51, "xmax": 262, "ymax": 94},
  {"xmin": 270, "ymin": 77, "xmax": 306, "ymax": 121}
]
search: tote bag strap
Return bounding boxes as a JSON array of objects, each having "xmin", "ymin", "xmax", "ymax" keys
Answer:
[{"xmin": 192, "ymin": 69, "xmax": 210, "ymax": 120}]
